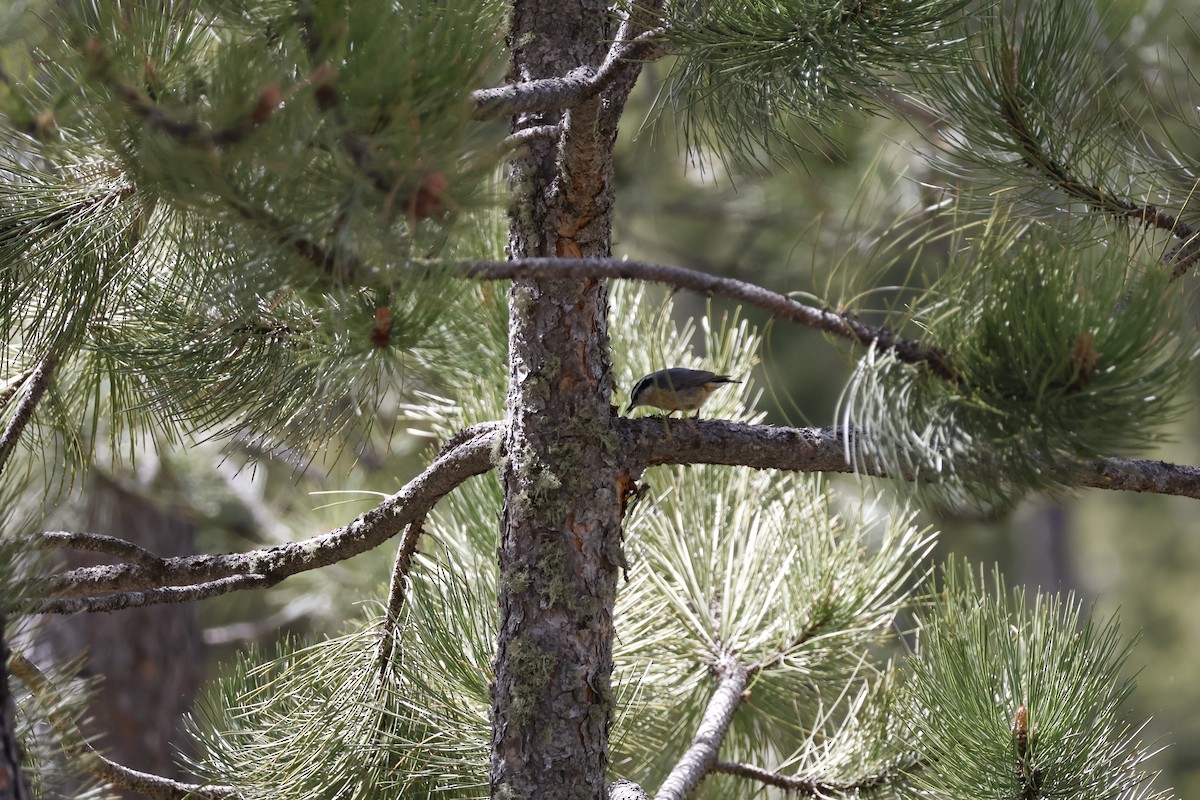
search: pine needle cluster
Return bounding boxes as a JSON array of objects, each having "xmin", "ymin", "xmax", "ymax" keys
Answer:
[
  {"xmin": 186, "ymin": 567, "xmax": 494, "ymax": 799},
  {"xmin": 612, "ymin": 464, "xmax": 933, "ymax": 795},
  {"xmin": 0, "ymin": 0, "xmax": 508, "ymax": 458},
  {"xmin": 842, "ymin": 221, "xmax": 1192, "ymax": 510},
  {"xmin": 906, "ymin": 563, "xmax": 1167, "ymax": 800},
  {"xmin": 911, "ymin": 0, "xmax": 1154, "ymax": 216},
  {"xmin": 657, "ymin": 0, "xmax": 971, "ymax": 167}
]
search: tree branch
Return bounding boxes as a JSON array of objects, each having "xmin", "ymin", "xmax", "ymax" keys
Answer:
[
  {"xmin": 8, "ymin": 653, "xmax": 237, "ymax": 800},
  {"xmin": 598, "ymin": 6, "xmax": 667, "ymax": 138},
  {"xmin": 26, "ymin": 420, "xmax": 1200, "ymax": 614},
  {"xmin": 1068, "ymin": 456, "xmax": 1200, "ymax": 498},
  {"xmin": 0, "ymin": 356, "xmax": 57, "ymax": 478},
  {"xmin": 32, "ymin": 574, "xmax": 279, "ymax": 614},
  {"xmin": 375, "ymin": 514, "xmax": 427, "ymax": 676},
  {"xmin": 711, "ymin": 759, "xmax": 919, "ymax": 795},
  {"xmin": 472, "ymin": 28, "xmax": 665, "ymax": 120},
  {"xmin": 86, "ymin": 35, "xmax": 280, "ymax": 150},
  {"xmin": 608, "ymin": 778, "xmax": 649, "ymax": 799},
  {"xmin": 990, "ymin": 61, "xmax": 1198, "ymax": 279},
  {"xmin": 463, "ymin": 258, "xmax": 956, "ymax": 380},
  {"xmin": 504, "ymin": 124, "xmax": 561, "ymax": 148},
  {"xmin": 623, "ymin": 421, "xmax": 865, "ymax": 477},
  {"xmin": 473, "ymin": 66, "xmax": 595, "ymax": 121},
  {"xmin": 654, "ymin": 651, "xmax": 750, "ymax": 800},
  {"xmin": 25, "ymin": 423, "xmax": 501, "ymax": 612},
  {"xmin": 35, "ymin": 531, "xmax": 168, "ymax": 573},
  {"xmin": 619, "ymin": 419, "xmax": 1200, "ymax": 500}
]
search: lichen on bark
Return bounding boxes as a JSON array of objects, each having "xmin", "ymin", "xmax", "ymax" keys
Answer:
[{"xmin": 490, "ymin": 2, "xmax": 634, "ymax": 798}]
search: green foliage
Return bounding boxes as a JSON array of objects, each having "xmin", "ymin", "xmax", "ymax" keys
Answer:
[
  {"xmin": 656, "ymin": 0, "xmax": 971, "ymax": 168},
  {"xmin": 842, "ymin": 220, "xmax": 1193, "ymax": 510},
  {"xmin": 187, "ymin": 563, "xmax": 494, "ymax": 799},
  {"xmin": 912, "ymin": 0, "xmax": 1150, "ymax": 214},
  {"xmin": 613, "ymin": 292, "xmax": 942, "ymax": 797},
  {"xmin": 906, "ymin": 562, "xmax": 1167, "ymax": 800},
  {"xmin": 612, "ymin": 466, "xmax": 933, "ymax": 794},
  {"xmin": 0, "ymin": 0, "xmax": 509, "ymax": 458},
  {"xmin": 1, "ymin": 3, "xmax": 1193, "ymax": 798},
  {"xmin": 184, "ymin": 285, "xmax": 937, "ymax": 798},
  {"xmin": 9, "ymin": 659, "xmax": 119, "ymax": 800}
]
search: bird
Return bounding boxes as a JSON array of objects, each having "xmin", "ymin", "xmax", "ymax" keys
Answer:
[{"xmin": 625, "ymin": 368, "xmax": 740, "ymax": 418}]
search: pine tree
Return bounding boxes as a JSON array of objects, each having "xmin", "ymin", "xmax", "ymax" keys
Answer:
[{"xmin": 0, "ymin": 1, "xmax": 1197, "ymax": 799}]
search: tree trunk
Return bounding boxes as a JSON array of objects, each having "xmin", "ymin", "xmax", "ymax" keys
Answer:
[{"xmin": 491, "ymin": 2, "xmax": 626, "ymax": 797}]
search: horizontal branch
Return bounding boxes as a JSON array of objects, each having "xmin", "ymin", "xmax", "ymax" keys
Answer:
[
  {"xmin": 33, "ymin": 574, "xmax": 278, "ymax": 615},
  {"xmin": 463, "ymin": 258, "xmax": 956, "ymax": 380},
  {"xmin": 619, "ymin": 419, "xmax": 1200, "ymax": 500},
  {"xmin": 473, "ymin": 66, "xmax": 595, "ymax": 120},
  {"xmin": 1069, "ymin": 456, "xmax": 1200, "ymax": 498},
  {"xmin": 25, "ymin": 422, "xmax": 500, "ymax": 613},
  {"xmin": 624, "ymin": 421, "xmax": 864, "ymax": 477},
  {"xmin": 504, "ymin": 124, "xmax": 560, "ymax": 148},
  {"xmin": 711, "ymin": 759, "xmax": 919, "ymax": 795},
  {"xmin": 26, "ymin": 420, "xmax": 1200, "ymax": 614},
  {"xmin": 472, "ymin": 29, "xmax": 665, "ymax": 120},
  {"xmin": 36, "ymin": 531, "xmax": 167, "ymax": 572}
]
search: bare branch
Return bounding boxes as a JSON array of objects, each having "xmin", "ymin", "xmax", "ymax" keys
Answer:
[
  {"xmin": 711, "ymin": 759, "xmax": 919, "ymax": 795},
  {"xmin": 504, "ymin": 124, "xmax": 561, "ymax": 148},
  {"xmin": 31, "ymin": 574, "xmax": 278, "ymax": 614},
  {"xmin": 594, "ymin": 28, "xmax": 665, "ymax": 102},
  {"xmin": 27, "ymin": 423, "xmax": 500, "ymax": 612},
  {"xmin": 620, "ymin": 419, "xmax": 1200, "ymax": 500},
  {"xmin": 463, "ymin": 258, "xmax": 956, "ymax": 380},
  {"xmin": 9, "ymin": 653, "xmax": 237, "ymax": 800},
  {"xmin": 1069, "ymin": 456, "xmax": 1200, "ymax": 498},
  {"xmin": 655, "ymin": 651, "xmax": 750, "ymax": 800},
  {"xmin": 623, "ymin": 421, "xmax": 865, "ymax": 477},
  {"xmin": 375, "ymin": 514, "xmax": 427, "ymax": 675},
  {"xmin": 597, "ymin": 8, "xmax": 667, "ymax": 137},
  {"xmin": 0, "ymin": 355, "xmax": 57, "ymax": 478},
  {"xmin": 472, "ymin": 29, "xmax": 666, "ymax": 120},
  {"xmin": 35, "ymin": 531, "xmax": 168, "ymax": 572},
  {"xmin": 474, "ymin": 66, "xmax": 595, "ymax": 121},
  {"xmin": 0, "ymin": 367, "xmax": 36, "ymax": 410}
]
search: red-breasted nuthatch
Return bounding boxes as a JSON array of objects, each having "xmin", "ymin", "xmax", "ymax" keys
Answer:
[{"xmin": 625, "ymin": 368, "xmax": 740, "ymax": 418}]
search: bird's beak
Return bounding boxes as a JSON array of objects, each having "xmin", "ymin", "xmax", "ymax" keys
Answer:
[{"xmin": 624, "ymin": 402, "xmax": 634, "ymax": 414}]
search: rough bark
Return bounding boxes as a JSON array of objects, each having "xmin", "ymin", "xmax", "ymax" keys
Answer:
[
  {"xmin": 653, "ymin": 655, "xmax": 749, "ymax": 800},
  {"xmin": 491, "ymin": 2, "xmax": 629, "ymax": 797}
]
